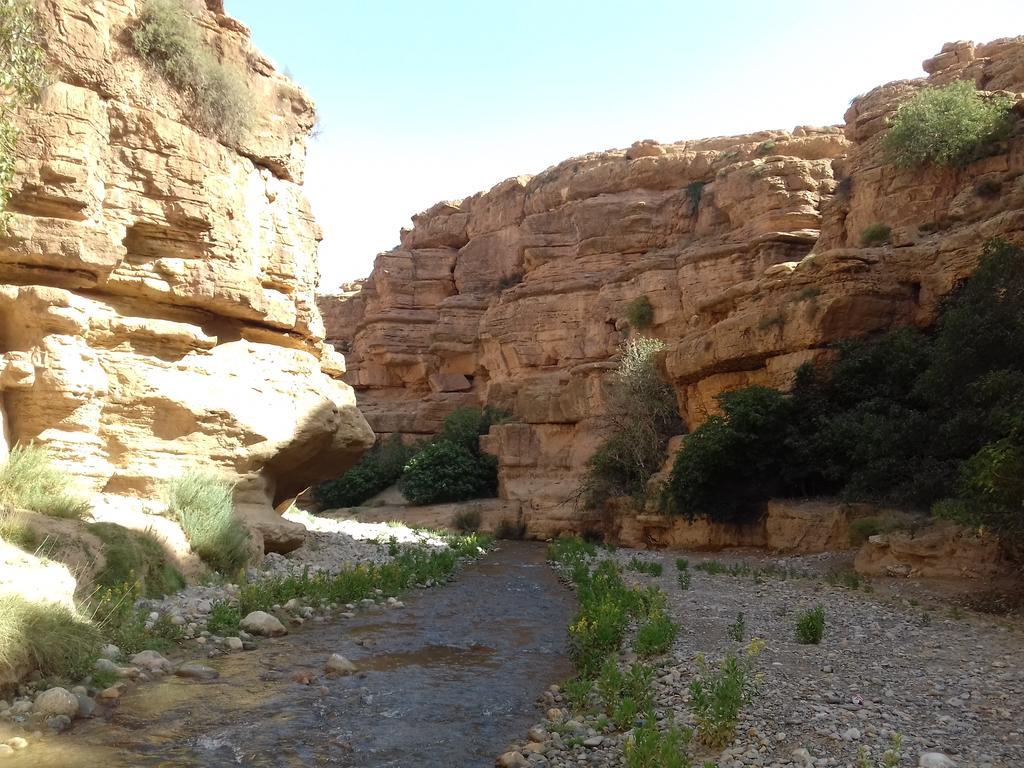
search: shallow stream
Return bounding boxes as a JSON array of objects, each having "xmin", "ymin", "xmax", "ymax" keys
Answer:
[{"xmin": 22, "ymin": 542, "xmax": 575, "ymax": 767}]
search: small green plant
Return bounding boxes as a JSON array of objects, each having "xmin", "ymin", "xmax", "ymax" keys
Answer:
[
  {"xmin": 451, "ymin": 507, "xmax": 482, "ymax": 533},
  {"xmin": 0, "ymin": 0, "xmax": 46, "ymax": 227},
  {"xmin": 677, "ymin": 569, "xmax": 691, "ymax": 590},
  {"xmin": 563, "ymin": 676, "xmax": 592, "ymax": 712},
  {"xmin": 857, "ymin": 733, "xmax": 903, "ymax": 768},
  {"xmin": 313, "ymin": 434, "xmax": 419, "ymax": 509},
  {"xmin": 494, "ymin": 518, "xmax": 527, "ymax": 540},
  {"xmin": 675, "ymin": 557, "xmax": 689, "ymax": 571},
  {"xmin": 688, "ymin": 639, "xmax": 764, "ymax": 749},
  {"xmin": 756, "ymin": 139, "xmax": 777, "ymax": 155},
  {"xmin": 625, "ymin": 296, "xmax": 655, "ymax": 330},
  {"xmin": 795, "ymin": 605, "xmax": 826, "ymax": 644},
  {"xmin": 685, "ymin": 181, "xmax": 707, "ymax": 216},
  {"xmin": 628, "ymin": 556, "xmax": 663, "ymax": 577},
  {"xmin": 206, "ymin": 599, "xmax": 241, "ymax": 635},
  {"xmin": 635, "ymin": 609, "xmax": 679, "ymax": 656},
  {"xmin": 165, "ymin": 470, "xmax": 249, "ymax": 576},
  {"xmin": 827, "ymin": 569, "xmax": 865, "ymax": 590},
  {"xmin": 625, "ymin": 718, "xmax": 694, "ymax": 768},
  {"xmin": 860, "ymin": 223, "xmax": 892, "ymax": 247},
  {"xmin": 883, "ymin": 80, "xmax": 1016, "ymax": 168},
  {"xmin": 727, "ymin": 612, "xmax": 746, "ymax": 642},
  {"xmin": 131, "ymin": 0, "xmax": 253, "ymax": 144},
  {"xmin": 0, "ymin": 445, "xmax": 90, "ymax": 519},
  {"xmin": 548, "ymin": 536, "xmax": 597, "ymax": 568},
  {"xmin": 797, "ymin": 285, "xmax": 822, "ymax": 302}
]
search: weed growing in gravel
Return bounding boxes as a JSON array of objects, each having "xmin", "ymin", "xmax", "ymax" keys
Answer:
[
  {"xmin": 90, "ymin": 583, "xmax": 183, "ymax": 655},
  {"xmin": 625, "ymin": 718, "xmax": 703, "ymax": 768},
  {"xmin": 635, "ymin": 609, "xmax": 679, "ymax": 656},
  {"xmin": 827, "ymin": 569, "xmax": 866, "ymax": 590},
  {"xmin": 597, "ymin": 658, "xmax": 654, "ymax": 718},
  {"xmin": 675, "ymin": 557, "xmax": 689, "ymax": 571},
  {"xmin": 564, "ymin": 676, "xmax": 593, "ymax": 712},
  {"xmin": 695, "ymin": 559, "xmax": 800, "ymax": 581},
  {"xmin": 166, "ymin": 471, "xmax": 249, "ymax": 576},
  {"xmin": 206, "ymin": 599, "xmax": 241, "ymax": 635},
  {"xmin": 628, "ymin": 556, "xmax": 664, "ymax": 577},
  {"xmin": 688, "ymin": 638, "xmax": 764, "ymax": 749},
  {"xmin": 795, "ymin": 605, "xmax": 826, "ymax": 644},
  {"xmin": 856, "ymin": 733, "xmax": 902, "ymax": 768},
  {"xmin": 548, "ymin": 536, "xmax": 597, "ymax": 569},
  {"xmin": 677, "ymin": 569, "xmax": 691, "ymax": 591},
  {"xmin": 727, "ymin": 612, "xmax": 746, "ymax": 642}
]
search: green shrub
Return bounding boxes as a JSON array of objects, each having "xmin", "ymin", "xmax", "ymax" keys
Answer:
[
  {"xmin": 795, "ymin": 605, "xmax": 825, "ymax": 644},
  {"xmin": 685, "ymin": 181, "xmax": 707, "ymax": 216},
  {"xmin": 688, "ymin": 640, "xmax": 763, "ymax": 749},
  {"xmin": 89, "ymin": 583, "xmax": 181, "ymax": 655},
  {"xmin": 165, "ymin": 471, "xmax": 249, "ymax": 575},
  {"xmin": 451, "ymin": 507, "xmax": 482, "ymax": 533},
  {"xmin": 563, "ymin": 676, "xmax": 593, "ymax": 712},
  {"xmin": 90, "ymin": 522, "xmax": 185, "ymax": 598},
  {"xmin": 727, "ymin": 612, "xmax": 746, "ymax": 642},
  {"xmin": 625, "ymin": 718, "xmax": 695, "ymax": 768},
  {"xmin": 662, "ymin": 386, "xmax": 792, "ymax": 523},
  {"xmin": 579, "ymin": 337, "xmax": 681, "ymax": 509},
  {"xmin": 0, "ymin": 445, "xmax": 90, "ymax": 519},
  {"xmin": 0, "ymin": 595, "xmax": 100, "ymax": 683},
  {"xmin": 635, "ymin": 609, "xmax": 679, "ymax": 656},
  {"xmin": 0, "ymin": 507, "xmax": 37, "ymax": 550},
  {"xmin": 627, "ymin": 557, "xmax": 663, "ymax": 577},
  {"xmin": 313, "ymin": 434, "xmax": 418, "ymax": 509},
  {"xmin": 883, "ymin": 80, "xmax": 1015, "ymax": 168},
  {"xmin": 206, "ymin": 599, "xmax": 241, "ymax": 635},
  {"xmin": 0, "ymin": 0, "xmax": 46, "ymax": 227},
  {"xmin": 399, "ymin": 441, "xmax": 498, "ymax": 506},
  {"xmin": 860, "ymin": 223, "xmax": 892, "ymax": 247},
  {"xmin": 131, "ymin": 0, "xmax": 253, "ymax": 144},
  {"xmin": 436, "ymin": 406, "xmax": 507, "ymax": 453},
  {"xmin": 625, "ymin": 296, "xmax": 655, "ymax": 329},
  {"xmin": 494, "ymin": 518, "xmax": 527, "ymax": 540}
]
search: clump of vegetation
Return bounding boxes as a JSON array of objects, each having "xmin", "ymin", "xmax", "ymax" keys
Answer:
[
  {"xmin": 685, "ymin": 181, "xmax": 707, "ymax": 216},
  {"xmin": 89, "ymin": 582, "xmax": 183, "ymax": 655},
  {"xmin": 883, "ymin": 80, "xmax": 1016, "ymax": 168},
  {"xmin": 90, "ymin": 522, "xmax": 185, "ymax": 598},
  {"xmin": 727, "ymin": 611, "xmax": 746, "ymax": 642},
  {"xmin": 795, "ymin": 605, "xmax": 826, "ymax": 644},
  {"xmin": 660, "ymin": 241, "xmax": 1024, "ymax": 556},
  {"xmin": 313, "ymin": 434, "xmax": 418, "ymax": 509},
  {"xmin": 206, "ymin": 599, "xmax": 241, "ymax": 635},
  {"xmin": 635, "ymin": 608, "xmax": 679, "ymax": 657},
  {"xmin": 451, "ymin": 507, "xmax": 482, "ymax": 533},
  {"xmin": 860, "ymin": 223, "xmax": 892, "ymax": 247},
  {"xmin": 625, "ymin": 296, "xmax": 655, "ymax": 329},
  {"xmin": 579, "ymin": 337, "xmax": 681, "ymax": 510},
  {"xmin": 857, "ymin": 734, "xmax": 903, "ymax": 768},
  {"xmin": 0, "ymin": 0, "xmax": 46, "ymax": 227},
  {"xmin": 131, "ymin": 0, "xmax": 253, "ymax": 144},
  {"xmin": 675, "ymin": 557, "xmax": 691, "ymax": 590},
  {"xmin": 399, "ymin": 407, "xmax": 503, "ymax": 506},
  {"xmin": 0, "ymin": 595, "xmax": 100, "ymax": 682},
  {"xmin": 0, "ymin": 445, "xmax": 91, "ymax": 520},
  {"xmin": 165, "ymin": 471, "xmax": 249, "ymax": 576},
  {"xmin": 688, "ymin": 639, "xmax": 764, "ymax": 749},
  {"xmin": 627, "ymin": 556, "xmax": 663, "ymax": 577},
  {"xmin": 625, "ymin": 718, "xmax": 696, "ymax": 768}
]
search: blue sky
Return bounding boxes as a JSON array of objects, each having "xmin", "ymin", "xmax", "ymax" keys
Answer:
[{"xmin": 225, "ymin": 1, "xmax": 1022, "ymax": 289}]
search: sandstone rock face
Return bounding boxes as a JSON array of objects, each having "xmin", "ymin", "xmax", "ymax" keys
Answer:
[
  {"xmin": 2, "ymin": 1, "xmax": 374, "ymax": 550},
  {"xmin": 854, "ymin": 522, "xmax": 1005, "ymax": 580},
  {"xmin": 321, "ymin": 37, "xmax": 1024, "ymax": 535}
]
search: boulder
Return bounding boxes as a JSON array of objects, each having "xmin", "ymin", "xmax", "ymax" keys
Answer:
[
  {"xmin": 34, "ymin": 688, "xmax": 79, "ymax": 719},
  {"xmin": 240, "ymin": 611, "xmax": 288, "ymax": 637},
  {"xmin": 324, "ymin": 654, "xmax": 357, "ymax": 676}
]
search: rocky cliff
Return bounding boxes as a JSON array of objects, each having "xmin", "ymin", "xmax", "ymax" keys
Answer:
[
  {"xmin": 320, "ymin": 38, "xmax": 1024, "ymax": 526},
  {"xmin": 2, "ymin": 0, "xmax": 374, "ymax": 551}
]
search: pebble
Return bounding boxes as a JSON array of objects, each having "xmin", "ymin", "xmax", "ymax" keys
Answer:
[
  {"xmin": 325, "ymin": 654, "xmax": 357, "ymax": 676},
  {"xmin": 175, "ymin": 662, "xmax": 219, "ymax": 681},
  {"xmin": 34, "ymin": 688, "xmax": 79, "ymax": 718},
  {"xmin": 919, "ymin": 754, "xmax": 957, "ymax": 768},
  {"xmin": 130, "ymin": 651, "xmax": 172, "ymax": 673},
  {"xmin": 5, "ymin": 738, "xmax": 26, "ymax": 751}
]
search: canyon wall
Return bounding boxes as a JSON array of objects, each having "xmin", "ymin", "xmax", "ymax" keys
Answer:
[
  {"xmin": 1, "ymin": 0, "xmax": 374, "ymax": 551},
  {"xmin": 320, "ymin": 38, "xmax": 1024, "ymax": 530}
]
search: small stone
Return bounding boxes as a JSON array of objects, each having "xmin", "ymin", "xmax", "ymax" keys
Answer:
[
  {"xmin": 76, "ymin": 694, "xmax": 96, "ymax": 719},
  {"xmin": 284, "ymin": 598, "xmax": 301, "ymax": 612},
  {"xmin": 792, "ymin": 747, "xmax": 813, "ymax": 767},
  {"xmin": 546, "ymin": 708, "xmax": 564, "ymax": 722},
  {"xmin": 5, "ymin": 738, "xmax": 27, "ymax": 751},
  {"xmin": 842, "ymin": 727, "xmax": 861, "ymax": 741},
  {"xmin": 35, "ymin": 688, "xmax": 79, "ymax": 718},
  {"xmin": 325, "ymin": 654, "xmax": 357, "ymax": 676},
  {"xmin": 176, "ymin": 662, "xmax": 219, "ymax": 681},
  {"xmin": 527, "ymin": 726, "xmax": 546, "ymax": 742},
  {"xmin": 45, "ymin": 715, "xmax": 72, "ymax": 733},
  {"xmin": 98, "ymin": 686, "xmax": 122, "ymax": 701},
  {"xmin": 0, "ymin": 745, "xmax": 13, "ymax": 758},
  {"xmin": 240, "ymin": 611, "xmax": 287, "ymax": 637},
  {"xmin": 130, "ymin": 650, "xmax": 172, "ymax": 673},
  {"xmin": 498, "ymin": 751, "xmax": 529, "ymax": 768},
  {"xmin": 225, "ymin": 637, "xmax": 243, "ymax": 651},
  {"xmin": 919, "ymin": 754, "xmax": 957, "ymax": 768},
  {"xmin": 582, "ymin": 736, "xmax": 603, "ymax": 747}
]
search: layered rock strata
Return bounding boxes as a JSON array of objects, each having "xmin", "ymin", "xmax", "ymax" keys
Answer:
[
  {"xmin": 2, "ymin": 0, "xmax": 373, "ymax": 551},
  {"xmin": 322, "ymin": 38, "xmax": 1024, "ymax": 530}
]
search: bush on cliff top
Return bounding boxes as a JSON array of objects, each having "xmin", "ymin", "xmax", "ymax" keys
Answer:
[
  {"xmin": 662, "ymin": 239, "xmax": 1024, "ymax": 552},
  {"xmin": 131, "ymin": 0, "xmax": 253, "ymax": 145},
  {"xmin": 165, "ymin": 471, "xmax": 249, "ymax": 575},
  {"xmin": 883, "ymin": 80, "xmax": 1016, "ymax": 168},
  {"xmin": 0, "ymin": 0, "xmax": 46, "ymax": 227}
]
